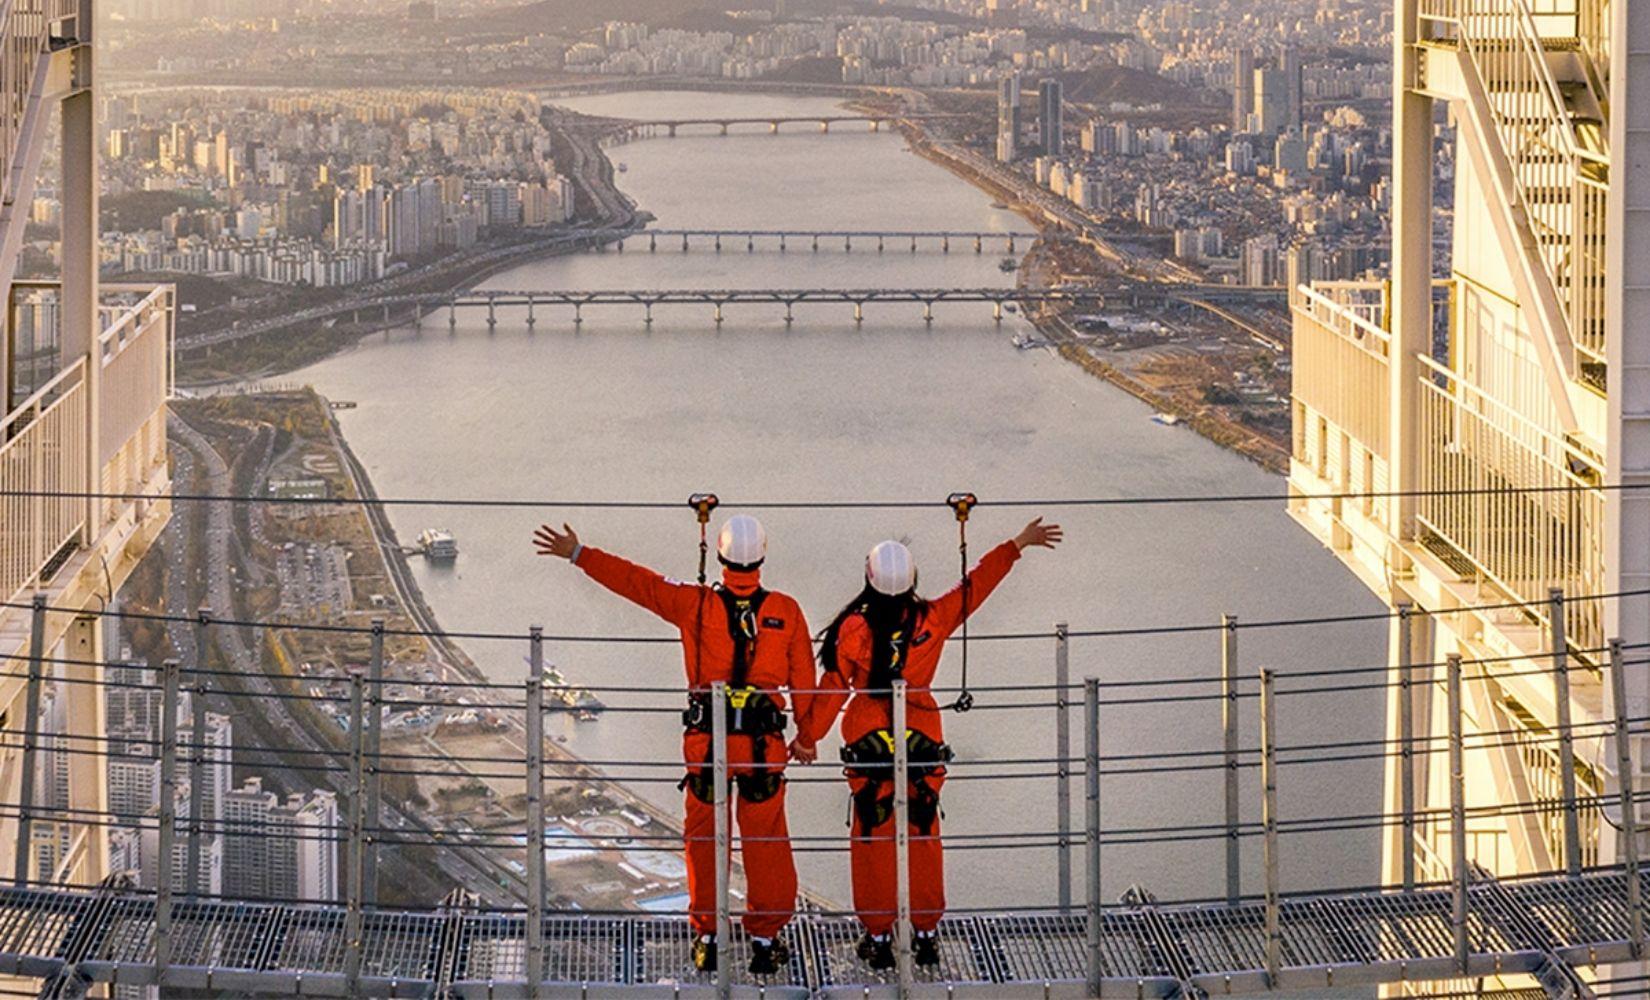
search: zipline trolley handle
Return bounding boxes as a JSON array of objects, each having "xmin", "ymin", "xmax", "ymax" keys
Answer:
[
  {"xmin": 689, "ymin": 493, "xmax": 721, "ymax": 523},
  {"xmin": 689, "ymin": 493, "xmax": 720, "ymax": 585}
]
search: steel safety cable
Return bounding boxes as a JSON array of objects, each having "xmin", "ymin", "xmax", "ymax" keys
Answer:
[
  {"xmin": 3, "ymin": 587, "xmax": 1645, "ymax": 648},
  {"xmin": 4, "ymin": 479, "xmax": 1648, "ymax": 509}
]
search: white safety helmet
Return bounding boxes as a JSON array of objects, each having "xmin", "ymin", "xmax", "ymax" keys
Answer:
[
  {"xmin": 717, "ymin": 515, "xmax": 768, "ymax": 568},
  {"xmin": 866, "ymin": 540, "xmax": 916, "ymax": 596}
]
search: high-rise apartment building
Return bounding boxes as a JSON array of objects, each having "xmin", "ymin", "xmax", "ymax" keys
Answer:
[
  {"xmin": 1039, "ymin": 78, "xmax": 1064, "ymax": 157},
  {"xmin": 223, "ymin": 778, "xmax": 340, "ymax": 902},
  {"xmin": 1231, "ymin": 48, "xmax": 1256, "ymax": 132},
  {"xmin": 1280, "ymin": 44, "xmax": 1305, "ymax": 132},
  {"xmin": 997, "ymin": 72, "xmax": 1022, "ymax": 162},
  {"xmin": 1251, "ymin": 66, "xmax": 1290, "ymax": 136}
]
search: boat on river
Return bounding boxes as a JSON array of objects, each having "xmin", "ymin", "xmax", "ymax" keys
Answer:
[{"xmin": 417, "ymin": 529, "xmax": 457, "ymax": 560}]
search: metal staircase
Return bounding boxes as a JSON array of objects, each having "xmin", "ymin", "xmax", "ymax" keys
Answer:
[
  {"xmin": 0, "ymin": 0, "xmax": 79, "ymax": 292},
  {"xmin": 1423, "ymin": 0, "xmax": 1611, "ymax": 390}
]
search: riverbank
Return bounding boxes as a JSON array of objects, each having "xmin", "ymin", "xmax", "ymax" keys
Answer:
[{"xmin": 864, "ymin": 98, "xmax": 1292, "ymax": 473}]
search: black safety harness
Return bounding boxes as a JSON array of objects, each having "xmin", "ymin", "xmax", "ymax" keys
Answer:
[
  {"xmin": 830, "ymin": 602, "xmax": 954, "ymax": 835},
  {"xmin": 841, "ymin": 727, "xmax": 952, "ymax": 836},
  {"xmin": 680, "ymin": 508, "xmax": 789, "ymax": 804}
]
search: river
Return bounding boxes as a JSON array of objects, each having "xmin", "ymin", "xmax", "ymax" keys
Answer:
[{"xmin": 296, "ymin": 90, "xmax": 1389, "ymax": 910}]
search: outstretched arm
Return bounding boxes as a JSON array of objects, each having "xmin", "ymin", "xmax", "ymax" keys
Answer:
[
  {"xmin": 535, "ymin": 523, "xmax": 699, "ymax": 627},
  {"xmin": 930, "ymin": 518, "xmax": 1063, "ymax": 634}
]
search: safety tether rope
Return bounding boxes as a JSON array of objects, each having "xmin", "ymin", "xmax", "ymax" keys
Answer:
[
  {"xmin": 688, "ymin": 494, "xmax": 719, "ymax": 697},
  {"xmin": 946, "ymin": 492, "xmax": 977, "ymax": 712}
]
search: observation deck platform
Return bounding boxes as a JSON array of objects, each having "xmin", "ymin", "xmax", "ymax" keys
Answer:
[{"xmin": 6, "ymin": 866, "xmax": 1644, "ymax": 998}]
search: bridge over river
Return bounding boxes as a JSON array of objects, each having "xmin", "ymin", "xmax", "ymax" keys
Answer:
[
  {"xmin": 178, "ymin": 283, "xmax": 1287, "ymax": 351},
  {"xmin": 574, "ymin": 228, "xmax": 1176, "ymax": 255},
  {"xmin": 580, "ymin": 114, "xmax": 964, "ymax": 139}
]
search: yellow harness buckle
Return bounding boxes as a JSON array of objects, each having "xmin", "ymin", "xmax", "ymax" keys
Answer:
[
  {"xmin": 727, "ymin": 687, "xmax": 755, "ymax": 710},
  {"xmin": 875, "ymin": 729, "xmax": 915, "ymax": 754}
]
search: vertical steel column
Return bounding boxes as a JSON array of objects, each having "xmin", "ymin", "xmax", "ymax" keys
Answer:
[
  {"xmin": 13, "ymin": 594, "xmax": 45, "ymax": 885},
  {"xmin": 1550, "ymin": 588, "xmax": 1583, "ymax": 876},
  {"xmin": 1055, "ymin": 621, "xmax": 1072, "ymax": 912},
  {"xmin": 525, "ymin": 627, "xmax": 546, "ymax": 1000},
  {"xmin": 1398, "ymin": 603, "xmax": 1417, "ymax": 891},
  {"xmin": 711, "ymin": 680, "xmax": 731, "ymax": 1000},
  {"xmin": 1260, "ymin": 668, "xmax": 1281, "ymax": 987},
  {"xmin": 186, "ymin": 607, "xmax": 210, "ymax": 897},
  {"xmin": 364, "ymin": 618, "xmax": 385, "ymax": 904},
  {"xmin": 1447, "ymin": 654, "xmax": 1469, "ymax": 975},
  {"xmin": 1610, "ymin": 639, "xmax": 1644, "ymax": 955},
  {"xmin": 60, "ymin": 20, "xmax": 100, "ymax": 547},
  {"xmin": 1084, "ymin": 677, "xmax": 1102, "ymax": 997},
  {"xmin": 156, "ymin": 658, "xmax": 181, "ymax": 980},
  {"xmin": 893, "ymin": 680, "xmax": 914, "ymax": 996},
  {"xmin": 344, "ymin": 671, "xmax": 366, "ymax": 992},
  {"xmin": 1222, "ymin": 614, "xmax": 1240, "ymax": 904}
]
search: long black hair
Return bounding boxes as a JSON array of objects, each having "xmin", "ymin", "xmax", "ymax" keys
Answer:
[{"xmin": 818, "ymin": 582, "xmax": 928, "ymax": 682}]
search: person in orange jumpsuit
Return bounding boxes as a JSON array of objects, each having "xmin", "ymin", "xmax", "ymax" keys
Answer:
[
  {"xmin": 535, "ymin": 515, "xmax": 815, "ymax": 975},
  {"xmin": 791, "ymin": 518, "xmax": 1062, "ymax": 969}
]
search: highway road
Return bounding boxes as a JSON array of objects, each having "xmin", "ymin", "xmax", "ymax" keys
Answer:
[{"xmin": 167, "ymin": 414, "xmax": 522, "ymax": 907}]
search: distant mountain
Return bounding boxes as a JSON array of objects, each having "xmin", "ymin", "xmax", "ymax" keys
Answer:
[
  {"xmin": 759, "ymin": 55, "xmax": 845, "ymax": 85},
  {"xmin": 1054, "ymin": 66, "xmax": 1210, "ymax": 109},
  {"xmin": 479, "ymin": 0, "xmax": 738, "ymax": 33}
]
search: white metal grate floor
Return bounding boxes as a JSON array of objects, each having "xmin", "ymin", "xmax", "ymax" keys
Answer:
[{"xmin": 2, "ymin": 868, "xmax": 1646, "ymax": 997}]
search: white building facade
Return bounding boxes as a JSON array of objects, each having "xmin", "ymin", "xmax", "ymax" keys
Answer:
[{"xmin": 1288, "ymin": 0, "xmax": 1650, "ymax": 990}]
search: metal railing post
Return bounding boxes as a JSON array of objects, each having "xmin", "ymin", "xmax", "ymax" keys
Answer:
[
  {"xmin": 364, "ymin": 618, "xmax": 385, "ymax": 904},
  {"xmin": 1550, "ymin": 588, "xmax": 1582, "ymax": 876},
  {"xmin": 1084, "ymin": 677, "xmax": 1101, "ymax": 998},
  {"xmin": 526, "ymin": 627, "xmax": 546, "ymax": 1000},
  {"xmin": 1397, "ymin": 602, "xmax": 1416, "ymax": 892},
  {"xmin": 1260, "ymin": 667, "xmax": 1281, "ymax": 988},
  {"xmin": 893, "ymin": 679, "xmax": 914, "ymax": 996},
  {"xmin": 186, "ymin": 606, "xmax": 209, "ymax": 898},
  {"xmin": 156, "ymin": 658, "xmax": 180, "ymax": 980},
  {"xmin": 1222, "ymin": 614, "xmax": 1240, "ymax": 905},
  {"xmin": 13, "ymin": 593, "xmax": 45, "ymax": 885},
  {"xmin": 1055, "ymin": 621, "xmax": 1072, "ymax": 912},
  {"xmin": 711, "ymin": 680, "xmax": 731, "ymax": 1000},
  {"xmin": 344, "ymin": 670, "xmax": 366, "ymax": 991},
  {"xmin": 1610, "ymin": 639, "xmax": 1644, "ymax": 956},
  {"xmin": 1447, "ymin": 653, "xmax": 1469, "ymax": 975}
]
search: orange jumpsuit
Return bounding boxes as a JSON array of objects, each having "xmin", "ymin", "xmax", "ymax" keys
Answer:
[
  {"xmin": 575, "ymin": 546, "xmax": 815, "ymax": 939},
  {"xmin": 799, "ymin": 540, "xmax": 1020, "ymax": 935}
]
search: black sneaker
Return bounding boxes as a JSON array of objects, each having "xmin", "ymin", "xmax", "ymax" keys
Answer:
[
  {"xmin": 856, "ymin": 932, "xmax": 895, "ymax": 970},
  {"xmin": 748, "ymin": 936, "xmax": 791, "ymax": 976},
  {"xmin": 913, "ymin": 932, "xmax": 941, "ymax": 967},
  {"xmin": 691, "ymin": 936, "xmax": 717, "ymax": 973}
]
